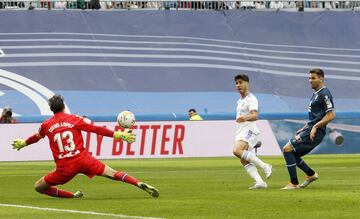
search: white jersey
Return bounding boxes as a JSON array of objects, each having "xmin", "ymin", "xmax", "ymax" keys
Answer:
[{"xmin": 235, "ymin": 93, "xmax": 260, "ymax": 145}]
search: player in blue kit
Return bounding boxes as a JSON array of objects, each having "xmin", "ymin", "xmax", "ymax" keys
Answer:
[{"xmin": 281, "ymin": 68, "xmax": 336, "ymax": 189}]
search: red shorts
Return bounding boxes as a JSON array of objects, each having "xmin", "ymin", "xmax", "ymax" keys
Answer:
[{"xmin": 44, "ymin": 153, "xmax": 105, "ymax": 186}]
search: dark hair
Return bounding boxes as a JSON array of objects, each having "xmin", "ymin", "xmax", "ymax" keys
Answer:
[
  {"xmin": 48, "ymin": 94, "xmax": 65, "ymax": 113},
  {"xmin": 234, "ymin": 74, "xmax": 249, "ymax": 82},
  {"xmin": 188, "ymin": 108, "xmax": 197, "ymax": 113},
  {"xmin": 0, "ymin": 107, "xmax": 13, "ymax": 123},
  {"xmin": 2, "ymin": 107, "xmax": 12, "ymax": 117},
  {"xmin": 309, "ymin": 68, "xmax": 324, "ymax": 78}
]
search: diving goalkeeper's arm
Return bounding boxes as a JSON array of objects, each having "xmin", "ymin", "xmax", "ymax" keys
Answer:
[
  {"xmin": 12, "ymin": 133, "xmax": 44, "ymax": 151},
  {"xmin": 12, "ymin": 122, "xmax": 136, "ymax": 151},
  {"xmin": 76, "ymin": 118, "xmax": 136, "ymax": 143},
  {"xmin": 12, "ymin": 129, "xmax": 135, "ymax": 151}
]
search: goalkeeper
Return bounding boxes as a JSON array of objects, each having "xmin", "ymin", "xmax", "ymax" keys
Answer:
[{"xmin": 12, "ymin": 94, "xmax": 159, "ymax": 198}]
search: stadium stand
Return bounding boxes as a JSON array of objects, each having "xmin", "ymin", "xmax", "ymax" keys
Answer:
[
  {"xmin": 0, "ymin": 0, "xmax": 360, "ymax": 10},
  {"xmin": 0, "ymin": 6, "xmax": 360, "ymax": 219},
  {"xmin": 0, "ymin": 10, "xmax": 359, "ymax": 116},
  {"xmin": 0, "ymin": 8, "xmax": 359, "ymax": 155}
]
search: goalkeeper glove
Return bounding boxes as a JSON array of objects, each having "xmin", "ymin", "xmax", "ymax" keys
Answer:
[
  {"xmin": 114, "ymin": 129, "xmax": 136, "ymax": 143},
  {"xmin": 12, "ymin": 139, "xmax": 27, "ymax": 151}
]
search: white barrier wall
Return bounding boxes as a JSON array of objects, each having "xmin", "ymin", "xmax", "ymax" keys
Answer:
[{"xmin": 0, "ymin": 120, "xmax": 281, "ymax": 161}]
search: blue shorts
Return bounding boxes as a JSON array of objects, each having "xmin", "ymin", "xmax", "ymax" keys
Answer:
[{"xmin": 289, "ymin": 127, "xmax": 325, "ymax": 157}]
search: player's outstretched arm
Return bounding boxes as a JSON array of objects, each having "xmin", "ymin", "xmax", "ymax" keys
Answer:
[
  {"xmin": 77, "ymin": 119, "xmax": 136, "ymax": 143},
  {"xmin": 12, "ymin": 133, "xmax": 44, "ymax": 151}
]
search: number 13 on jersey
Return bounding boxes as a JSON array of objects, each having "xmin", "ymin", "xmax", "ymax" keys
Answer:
[{"xmin": 54, "ymin": 131, "xmax": 76, "ymax": 152}]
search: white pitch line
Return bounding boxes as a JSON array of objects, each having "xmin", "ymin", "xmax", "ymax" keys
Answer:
[{"xmin": 0, "ymin": 204, "xmax": 165, "ymax": 219}]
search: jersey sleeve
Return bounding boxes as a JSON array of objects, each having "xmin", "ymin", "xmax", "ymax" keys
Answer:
[
  {"xmin": 248, "ymin": 95, "xmax": 259, "ymax": 112},
  {"xmin": 38, "ymin": 122, "xmax": 47, "ymax": 137},
  {"xmin": 322, "ymin": 90, "xmax": 335, "ymax": 113},
  {"xmin": 74, "ymin": 116, "xmax": 114, "ymax": 137}
]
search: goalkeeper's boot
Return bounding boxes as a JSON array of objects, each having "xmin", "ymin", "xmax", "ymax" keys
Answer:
[
  {"xmin": 249, "ymin": 181, "xmax": 267, "ymax": 190},
  {"xmin": 300, "ymin": 172, "xmax": 319, "ymax": 189},
  {"xmin": 281, "ymin": 183, "xmax": 299, "ymax": 190},
  {"xmin": 138, "ymin": 182, "xmax": 159, "ymax": 198},
  {"xmin": 73, "ymin": 191, "xmax": 84, "ymax": 198},
  {"xmin": 263, "ymin": 164, "xmax": 273, "ymax": 179}
]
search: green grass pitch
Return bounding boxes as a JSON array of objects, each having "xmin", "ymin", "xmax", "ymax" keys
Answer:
[{"xmin": 1, "ymin": 154, "xmax": 360, "ymax": 219}]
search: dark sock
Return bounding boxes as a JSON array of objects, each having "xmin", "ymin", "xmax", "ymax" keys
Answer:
[
  {"xmin": 283, "ymin": 152, "xmax": 299, "ymax": 185},
  {"xmin": 296, "ymin": 156, "xmax": 315, "ymax": 176}
]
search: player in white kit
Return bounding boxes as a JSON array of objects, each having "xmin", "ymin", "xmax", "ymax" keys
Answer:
[{"xmin": 232, "ymin": 74, "xmax": 272, "ymax": 189}]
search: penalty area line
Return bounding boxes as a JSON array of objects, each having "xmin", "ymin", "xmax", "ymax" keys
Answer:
[{"xmin": 0, "ymin": 204, "xmax": 165, "ymax": 219}]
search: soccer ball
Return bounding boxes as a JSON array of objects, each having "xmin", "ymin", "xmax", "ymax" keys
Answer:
[{"xmin": 117, "ymin": 110, "xmax": 136, "ymax": 128}]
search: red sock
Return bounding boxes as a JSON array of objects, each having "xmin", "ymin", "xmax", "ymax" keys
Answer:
[
  {"xmin": 41, "ymin": 186, "xmax": 74, "ymax": 198},
  {"xmin": 114, "ymin": 171, "xmax": 140, "ymax": 186}
]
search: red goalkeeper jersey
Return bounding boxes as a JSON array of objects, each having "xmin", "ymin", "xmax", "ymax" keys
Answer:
[{"xmin": 39, "ymin": 112, "xmax": 113, "ymax": 163}]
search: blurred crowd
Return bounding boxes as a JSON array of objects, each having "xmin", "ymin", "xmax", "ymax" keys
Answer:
[
  {"xmin": 0, "ymin": 107, "xmax": 17, "ymax": 124},
  {"xmin": 1, "ymin": 0, "xmax": 360, "ymax": 10}
]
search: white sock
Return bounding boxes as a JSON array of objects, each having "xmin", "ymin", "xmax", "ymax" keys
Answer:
[
  {"xmin": 244, "ymin": 163, "xmax": 264, "ymax": 184},
  {"xmin": 241, "ymin": 150, "xmax": 266, "ymax": 169}
]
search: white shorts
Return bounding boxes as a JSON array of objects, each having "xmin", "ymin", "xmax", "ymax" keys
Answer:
[{"xmin": 235, "ymin": 129, "xmax": 259, "ymax": 151}]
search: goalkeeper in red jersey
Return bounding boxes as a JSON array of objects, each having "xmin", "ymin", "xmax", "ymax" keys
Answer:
[{"xmin": 11, "ymin": 94, "xmax": 159, "ymax": 198}]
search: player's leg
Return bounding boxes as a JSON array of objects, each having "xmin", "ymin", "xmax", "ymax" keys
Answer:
[
  {"xmin": 80, "ymin": 153, "xmax": 158, "ymax": 197},
  {"xmin": 297, "ymin": 156, "xmax": 319, "ymax": 188},
  {"xmin": 296, "ymin": 149, "xmax": 320, "ymax": 189},
  {"xmin": 233, "ymin": 138, "xmax": 272, "ymax": 178},
  {"xmin": 233, "ymin": 140, "xmax": 267, "ymax": 189},
  {"xmin": 102, "ymin": 164, "xmax": 139, "ymax": 186},
  {"xmin": 35, "ymin": 176, "xmax": 82, "ymax": 198},
  {"xmin": 101, "ymin": 164, "xmax": 159, "ymax": 198},
  {"xmin": 281, "ymin": 142, "xmax": 299, "ymax": 189},
  {"xmin": 296, "ymin": 132, "xmax": 324, "ymax": 188},
  {"xmin": 80, "ymin": 153, "xmax": 140, "ymax": 187},
  {"xmin": 296, "ymin": 156, "xmax": 316, "ymax": 177}
]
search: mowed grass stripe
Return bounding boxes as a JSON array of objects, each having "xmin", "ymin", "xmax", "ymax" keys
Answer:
[{"xmin": 0, "ymin": 155, "xmax": 359, "ymax": 219}]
